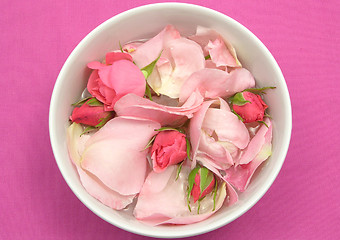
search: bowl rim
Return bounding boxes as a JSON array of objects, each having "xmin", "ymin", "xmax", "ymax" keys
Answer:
[{"xmin": 49, "ymin": 2, "xmax": 292, "ymax": 238}]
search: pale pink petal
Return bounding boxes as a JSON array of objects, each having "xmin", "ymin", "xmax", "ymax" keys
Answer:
[
  {"xmin": 189, "ymin": 26, "xmax": 241, "ymax": 67},
  {"xmin": 224, "ymin": 119, "xmax": 273, "ymax": 192},
  {"xmin": 196, "ymin": 131, "xmax": 234, "ymax": 169},
  {"xmin": 66, "ymin": 123, "xmax": 134, "ymax": 210},
  {"xmin": 133, "ymin": 165, "xmax": 227, "ymax": 225},
  {"xmin": 148, "ymin": 37, "xmax": 205, "ymax": 98},
  {"xmin": 128, "ymin": 24, "xmax": 181, "ymax": 68},
  {"xmin": 206, "ymin": 37, "xmax": 238, "ymax": 67},
  {"xmin": 179, "ymin": 68, "xmax": 255, "ymax": 103},
  {"xmin": 189, "ymin": 100, "xmax": 215, "ymax": 168},
  {"xmin": 226, "ymin": 68, "xmax": 256, "ymax": 93},
  {"xmin": 114, "ymin": 91, "xmax": 203, "ymax": 127},
  {"xmin": 202, "ymin": 107, "xmax": 250, "ymax": 149},
  {"xmin": 76, "ymin": 166, "xmax": 135, "ymax": 210},
  {"xmin": 81, "ymin": 117, "xmax": 161, "ymax": 195},
  {"xmin": 238, "ymin": 118, "xmax": 272, "ymax": 164},
  {"xmin": 66, "ymin": 123, "xmax": 85, "ymax": 166}
]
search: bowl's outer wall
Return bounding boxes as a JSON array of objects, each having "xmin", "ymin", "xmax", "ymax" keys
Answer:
[{"xmin": 49, "ymin": 3, "xmax": 292, "ymax": 238}]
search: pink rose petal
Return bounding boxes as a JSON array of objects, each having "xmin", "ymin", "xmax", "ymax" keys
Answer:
[
  {"xmin": 133, "ymin": 165, "xmax": 228, "ymax": 225},
  {"xmin": 224, "ymin": 119, "xmax": 273, "ymax": 192},
  {"xmin": 179, "ymin": 68, "xmax": 255, "ymax": 103},
  {"xmin": 81, "ymin": 117, "xmax": 161, "ymax": 195},
  {"xmin": 189, "ymin": 26, "xmax": 241, "ymax": 68},
  {"xmin": 66, "ymin": 123, "xmax": 135, "ymax": 210},
  {"xmin": 114, "ymin": 91, "xmax": 203, "ymax": 127},
  {"xmin": 128, "ymin": 24, "xmax": 181, "ymax": 68}
]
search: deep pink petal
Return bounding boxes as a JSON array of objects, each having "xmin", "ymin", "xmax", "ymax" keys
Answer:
[{"xmin": 105, "ymin": 52, "xmax": 133, "ymax": 64}]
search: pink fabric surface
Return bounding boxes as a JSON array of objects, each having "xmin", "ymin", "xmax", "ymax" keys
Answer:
[{"xmin": 1, "ymin": 0, "xmax": 339, "ymax": 239}]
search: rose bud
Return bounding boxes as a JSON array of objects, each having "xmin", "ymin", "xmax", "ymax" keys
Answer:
[
  {"xmin": 70, "ymin": 99, "xmax": 114, "ymax": 127},
  {"xmin": 151, "ymin": 130, "xmax": 187, "ymax": 173},
  {"xmin": 232, "ymin": 91, "xmax": 268, "ymax": 123},
  {"xmin": 188, "ymin": 167, "xmax": 216, "ymax": 203}
]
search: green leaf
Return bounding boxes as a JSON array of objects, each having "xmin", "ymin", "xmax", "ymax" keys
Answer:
[
  {"xmin": 176, "ymin": 161, "xmax": 184, "ymax": 181},
  {"xmin": 142, "ymin": 135, "xmax": 156, "ymax": 151},
  {"xmin": 72, "ymin": 97, "xmax": 91, "ymax": 107},
  {"xmin": 230, "ymin": 92, "xmax": 250, "ymax": 106},
  {"xmin": 258, "ymin": 120, "xmax": 269, "ymax": 128},
  {"xmin": 140, "ymin": 51, "xmax": 162, "ymax": 79},
  {"xmin": 186, "ymin": 138, "xmax": 192, "ymax": 161},
  {"xmin": 204, "ymin": 54, "xmax": 211, "ymax": 60},
  {"xmin": 231, "ymin": 108, "xmax": 244, "ymax": 121},
  {"xmin": 199, "ymin": 168, "xmax": 214, "ymax": 198},
  {"xmin": 243, "ymin": 86, "xmax": 276, "ymax": 95},
  {"xmin": 86, "ymin": 98, "xmax": 104, "ymax": 107},
  {"xmin": 119, "ymin": 41, "xmax": 124, "ymax": 53},
  {"xmin": 80, "ymin": 126, "xmax": 97, "ymax": 136},
  {"xmin": 212, "ymin": 180, "xmax": 218, "ymax": 211}
]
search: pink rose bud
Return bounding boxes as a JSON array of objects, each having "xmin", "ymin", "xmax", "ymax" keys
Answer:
[
  {"xmin": 70, "ymin": 99, "xmax": 114, "ymax": 127},
  {"xmin": 189, "ymin": 167, "xmax": 215, "ymax": 203},
  {"xmin": 151, "ymin": 130, "xmax": 187, "ymax": 173},
  {"xmin": 232, "ymin": 91, "xmax": 268, "ymax": 123}
]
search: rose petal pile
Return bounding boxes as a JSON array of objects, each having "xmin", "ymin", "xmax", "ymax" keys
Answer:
[{"xmin": 67, "ymin": 25, "xmax": 275, "ymax": 225}]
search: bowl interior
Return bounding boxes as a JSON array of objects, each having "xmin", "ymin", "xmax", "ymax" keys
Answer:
[{"xmin": 49, "ymin": 3, "xmax": 292, "ymax": 238}]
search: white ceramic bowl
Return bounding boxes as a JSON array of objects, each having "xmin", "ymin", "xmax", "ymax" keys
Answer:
[{"xmin": 49, "ymin": 3, "xmax": 292, "ymax": 238}]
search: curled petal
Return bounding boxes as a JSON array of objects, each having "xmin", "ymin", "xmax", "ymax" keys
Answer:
[
  {"xmin": 114, "ymin": 91, "xmax": 203, "ymax": 127},
  {"xmin": 224, "ymin": 119, "xmax": 273, "ymax": 192},
  {"xmin": 189, "ymin": 26, "xmax": 241, "ymax": 67}
]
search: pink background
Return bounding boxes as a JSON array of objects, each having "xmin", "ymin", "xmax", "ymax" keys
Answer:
[{"xmin": 1, "ymin": 0, "xmax": 339, "ymax": 239}]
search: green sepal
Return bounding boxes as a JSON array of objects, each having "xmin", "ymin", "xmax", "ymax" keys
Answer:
[
  {"xmin": 187, "ymin": 167, "xmax": 200, "ymax": 200},
  {"xmin": 204, "ymin": 54, "xmax": 211, "ymax": 60},
  {"xmin": 243, "ymin": 86, "xmax": 276, "ymax": 95},
  {"xmin": 86, "ymin": 98, "xmax": 104, "ymax": 107},
  {"xmin": 258, "ymin": 120, "xmax": 269, "ymax": 128},
  {"xmin": 186, "ymin": 138, "xmax": 192, "ymax": 161},
  {"xmin": 119, "ymin": 41, "xmax": 124, "ymax": 53},
  {"xmin": 231, "ymin": 108, "xmax": 244, "ymax": 121},
  {"xmin": 154, "ymin": 127, "xmax": 184, "ymax": 134},
  {"xmin": 71, "ymin": 97, "xmax": 91, "ymax": 107},
  {"xmin": 142, "ymin": 135, "xmax": 156, "ymax": 151},
  {"xmin": 80, "ymin": 126, "xmax": 97, "ymax": 136},
  {"xmin": 197, "ymin": 198, "xmax": 203, "ymax": 214},
  {"xmin": 141, "ymin": 52, "xmax": 162, "ymax": 100},
  {"xmin": 230, "ymin": 92, "xmax": 251, "ymax": 106},
  {"xmin": 212, "ymin": 180, "xmax": 218, "ymax": 211},
  {"xmin": 145, "ymin": 84, "xmax": 153, "ymax": 101},
  {"xmin": 95, "ymin": 112, "xmax": 114, "ymax": 128},
  {"xmin": 141, "ymin": 51, "xmax": 162, "ymax": 79},
  {"xmin": 176, "ymin": 161, "xmax": 184, "ymax": 181},
  {"xmin": 199, "ymin": 168, "xmax": 214, "ymax": 199}
]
